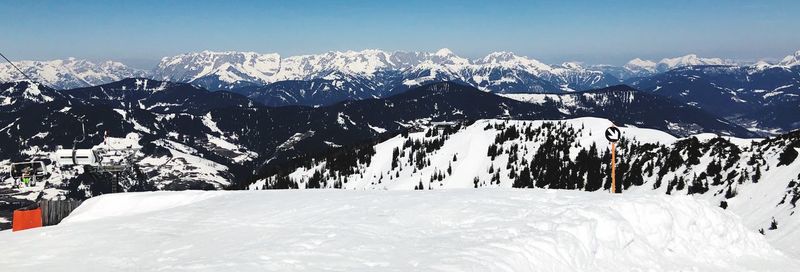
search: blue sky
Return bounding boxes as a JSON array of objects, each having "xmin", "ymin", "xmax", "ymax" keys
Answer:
[{"xmin": 1, "ymin": 0, "xmax": 799, "ymax": 68}]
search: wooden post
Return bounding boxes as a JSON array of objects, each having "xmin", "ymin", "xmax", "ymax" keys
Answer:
[
  {"xmin": 611, "ymin": 142, "xmax": 617, "ymax": 194},
  {"xmin": 38, "ymin": 199, "xmax": 83, "ymax": 226}
]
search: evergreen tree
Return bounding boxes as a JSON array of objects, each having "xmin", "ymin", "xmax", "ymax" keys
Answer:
[
  {"xmin": 391, "ymin": 147, "xmax": 400, "ymax": 169},
  {"xmin": 753, "ymin": 166, "xmax": 762, "ymax": 183},
  {"xmin": 778, "ymin": 146, "xmax": 798, "ymax": 166},
  {"xmin": 676, "ymin": 177, "xmax": 686, "ymax": 191},
  {"xmin": 306, "ymin": 171, "xmax": 323, "ymax": 189},
  {"xmin": 725, "ymin": 185, "xmax": 737, "ymax": 199},
  {"xmin": 513, "ymin": 166, "xmax": 533, "ymax": 188}
]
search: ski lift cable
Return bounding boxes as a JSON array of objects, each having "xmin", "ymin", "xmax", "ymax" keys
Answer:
[{"xmin": 0, "ymin": 51, "xmax": 38, "ymax": 84}]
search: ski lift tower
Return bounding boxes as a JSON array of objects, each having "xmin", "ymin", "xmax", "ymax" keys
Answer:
[{"xmin": 90, "ymin": 143, "xmax": 142, "ymax": 193}]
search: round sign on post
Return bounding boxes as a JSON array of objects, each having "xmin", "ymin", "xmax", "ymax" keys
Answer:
[
  {"xmin": 605, "ymin": 126, "xmax": 621, "ymax": 194},
  {"xmin": 605, "ymin": 126, "xmax": 621, "ymax": 143}
]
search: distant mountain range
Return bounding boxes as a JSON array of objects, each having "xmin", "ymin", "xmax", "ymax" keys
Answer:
[
  {"xmin": 2, "ymin": 49, "xmax": 799, "ymax": 134},
  {"xmin": 0, "ymin": 58, "xmax": 146, "ymax": 89},
  {"xmin": 3, "ymin": 49, "xmax": 796, "ymax": 91}
]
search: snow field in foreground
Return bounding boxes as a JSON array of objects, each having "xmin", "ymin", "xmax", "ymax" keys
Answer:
[{"xmin": 0, "ymin": 189, "xmax": 796, "ymax": 272}]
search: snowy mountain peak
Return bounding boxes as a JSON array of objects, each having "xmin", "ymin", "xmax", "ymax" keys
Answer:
[
  {"xmin": 426, "ymin": 49, "xmax": 470, "ymax": 67},
  {"xmin": 559, "ymin": 62, "xmax": 583, "ymax": 69},
  {"xmin": 658, "ymin": 54, "xmax": 729, "ymax": 70},
  {"xmin": 0, "ymin": 80, "xmax": 58, "ymax": 110},
  {"xmin": 624, "ymin": 58, "xmax": 657, "ymax": 72},
  {"xmin": 434, "ymin": 48, "xmax": 455, "ymax": 57},
  {"xmin": 479, "ymin": 51, "xmax": 517, "ymax": 63},
  {"xmin": 751, "ymin": 60, "xmax": 773, "ymax": 71},
  {"xmin": 777, "ymin": 50, "xmax": 800, "ymax": 67},
  {"xmin": 1, "ymin": 80, "xmax": 48, "ymax": 98},
  {"xmin": 156, "ymin": 51, "xmax": 282, "ymax": 84},
  {"xmin": 621, "ymin": 54, "xmax": 733, "ymax": 75},
  {"xmin": 474, "ymin": 52, "xmax": 552, "ymax": 75}
]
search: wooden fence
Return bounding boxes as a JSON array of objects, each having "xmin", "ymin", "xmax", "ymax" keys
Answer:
[{"xmin": 38, "ymin": 199, "xmax": 83, "ymax": 226}]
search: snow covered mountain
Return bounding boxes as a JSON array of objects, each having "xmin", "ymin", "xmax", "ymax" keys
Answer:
[
  {"xmin": 152, "ymin": 49, "xmax": 620, "ymax": 105},
  {"xmin": 249, "ymin": 117, "xmax": 800, "ymax": 256},
  {"xmin": 8, "ymin": 50, "xmax": 797, "ymax": 111},
  {"xmin": 656, "ymin": 54, "xmax": 731, "ymax": 71},
  {"xmin": 154, "ymin": 51, "xmax": 281, "ymax": 86},
  {"xmin": 0, "ymin": 58, "xmax": 145, "ymax": 89},
  {"xmin": 621, "ymin": 58, "xmax": 658, "ymax": 77},
  {"xmin": 0, "ymin": 81, "xmax": 65, "ymax": 112},
  {"xmin": 541, "ymin": 62, "xmax": 621, "ymax": 92},
  {"xmin": 777, "ymin": 50, "xmax": 800, "ymax": 68},
  {"xmin": 158, "ymin": 50, "xmax": 789, "ymax": 108},
  {"xmin": 152, "ymin": 49, "xmax": 469, "ymax": 88},
  {"xmin": 600, "ymin": 54, "xmax": 736, "ymax": 80},
  {"xmin": 627, "ymin": 63, "xmax": 800, "ymax": 134}
]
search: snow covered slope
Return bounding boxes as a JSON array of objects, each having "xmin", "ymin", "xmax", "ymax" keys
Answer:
[
  {"xmin": 250, "ymin": 118, "xmax": 674, "ymax": 190},
  {"xmin": 251, "ymin": 117, "xmax": 800, "ymax": 257},
  {"xmin": 1, "ymin": 189, "xmax": 795, "ymax": 271}
]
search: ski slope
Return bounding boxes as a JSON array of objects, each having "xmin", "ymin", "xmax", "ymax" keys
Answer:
[
  {"xmin": 0, "ymin": 189, "xmax": 796, "ymax": 271},
  {"xmin": 250, "ymin": 117, "xmax": 800, "ymax": 258}
]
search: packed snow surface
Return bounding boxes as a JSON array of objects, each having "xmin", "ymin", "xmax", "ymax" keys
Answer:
[{"xmin": 1, "ymin": 189, "xmax": 796, "ymax": 272}]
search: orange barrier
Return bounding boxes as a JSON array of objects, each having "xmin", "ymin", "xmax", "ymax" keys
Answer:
[{"xmin": 12, "ymin": 208, "xmax": 42, "ymax": 232}]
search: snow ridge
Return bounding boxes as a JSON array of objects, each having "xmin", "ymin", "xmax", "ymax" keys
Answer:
[
  {"xmin": 1, "ymin": 190, "xmax": 795, "ymax": 271},
  {"xmin": 623, "ymin": 54, "xmax": 733, "ymax": 74}
]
